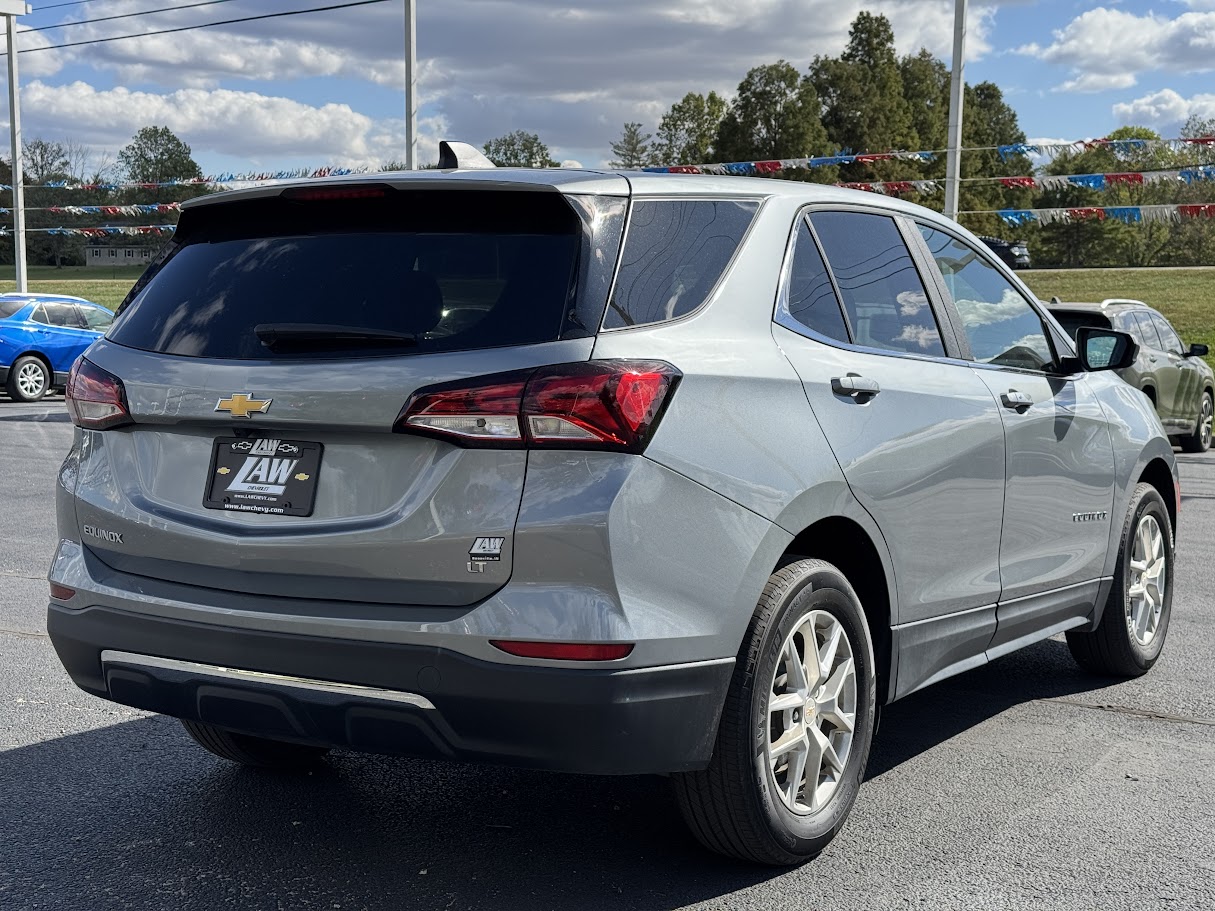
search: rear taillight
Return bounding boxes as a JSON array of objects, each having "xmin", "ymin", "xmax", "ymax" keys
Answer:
[
  {"xmin": 395, "ymin": 360, "xmax": 680, "ymax": 453},
  {"xmin": 65, "ymin": 357, "xmax": 132, "ymax": 430}
]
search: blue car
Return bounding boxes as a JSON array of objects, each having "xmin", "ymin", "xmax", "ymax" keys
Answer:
[{"xmin": 0, "ymin": 293, "xmax": 114, "ymax": 402}]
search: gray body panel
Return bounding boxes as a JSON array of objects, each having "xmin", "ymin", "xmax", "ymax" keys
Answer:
[{"xmin": 49, "ymin": 168, "xmax": 1181, "ymax": 772}]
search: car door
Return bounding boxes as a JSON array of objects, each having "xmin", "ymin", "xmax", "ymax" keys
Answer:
[
  {"xmin": 1150, "ymin": 311, "xmax": 1199, "ymax": 431},
  {"xmin": 1130, "ymin": 311, "xmax": 1178, "ymax": 427},
  {"xmin": 915, "ymin": 223, "xmax": 1116, "ymax": 638},
  {"xmin": 773, "ymin": 209, "xmax": 1007, "ymax": 663}
]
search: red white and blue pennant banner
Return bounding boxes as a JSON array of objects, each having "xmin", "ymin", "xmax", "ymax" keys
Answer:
[
  {"xmin": 0, "ymin": 224, "xmax": 177, "ymax": 237},
  {"xmin": 990, "ymin": 205, "xmax": 1215, "ymax": 227}
]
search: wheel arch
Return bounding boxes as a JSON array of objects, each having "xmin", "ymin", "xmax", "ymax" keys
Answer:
[
  {"xmin": 7, "ymin": 350, "xmax": 53, "ymax": 389},
  {"xmin": 779, "ymin": 516, "xmax": 896, "ymax": 705},
  {"xmin": 1139, "ymin": 457, "xmax": 1177, "ymax": 536},
  {"xmin": 1141, "ymin": 384, "xmax": 1156, "ymax": 404}
]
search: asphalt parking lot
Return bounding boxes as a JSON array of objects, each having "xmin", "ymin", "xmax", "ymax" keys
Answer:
[{"xmin": 2, "ymin": 400, "xmax": 1213, "ymax": 911}]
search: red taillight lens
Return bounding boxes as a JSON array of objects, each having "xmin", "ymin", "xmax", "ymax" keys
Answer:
[
  {"xmin": 489, "ymin": 640, "xmax": 634, "ymax": 661},
  {"xmin": 65, "ymin": 357, "xmax": 132, "ymax": 430},
  {"xmin": 395, "ymin": 361, "xmax": 680, "ymax": 453},
  {"xmin": 49, "ymin": 583, "xmax": 76, "ymax": 601}
]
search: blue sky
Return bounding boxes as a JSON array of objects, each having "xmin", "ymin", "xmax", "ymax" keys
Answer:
[{"xmin": 4, "ymin": 0, "xmax": 1214, "ymax": 176}]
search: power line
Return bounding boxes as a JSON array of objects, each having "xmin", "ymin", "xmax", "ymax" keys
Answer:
[
  {"xmin": 1, "ymin": 0, "xmax": 390, "ymax": 54},
  {"xmin": 27, "ymin": 0, "xmax": 110, "ymax": 11},
  {"xmin": 25, "ymin": 0, "xmax": 242, "ymax": 34}
]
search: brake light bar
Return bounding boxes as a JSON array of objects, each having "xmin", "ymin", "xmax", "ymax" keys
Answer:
[
  {"xmin": 281, "ymin": 185, "xmax": 388, "ymax": 201},
  {"xmin": 65, "ymin": 357, "xmax": 133, "ymax": 430},
  {"xmin": 394, "ymin": 360, "xmax": 680, "ymax": 453}
]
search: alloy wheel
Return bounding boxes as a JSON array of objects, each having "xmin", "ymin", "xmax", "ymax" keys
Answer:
[
  {"xmin": 1126, "ymin": 514, "xmax": 1167, "ymax": 647},
  {"xmin": 17, "ymin": 361, "xmax": 45, "ymax": 398},
  {"xmin": 767, "ymin": 609, "xmax": 857, "ymax": 815},
  {"xmin": 1201, "ymin": 396, "xmax": 1212, "ymax": 449}
]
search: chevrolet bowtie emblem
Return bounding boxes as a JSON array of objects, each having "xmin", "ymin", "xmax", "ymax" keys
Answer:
[{"xmin": 215, "ymin": 393, "xmax": 272, "ymax": 418}]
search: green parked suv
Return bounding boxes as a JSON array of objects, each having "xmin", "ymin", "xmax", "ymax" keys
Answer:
[{"xmin": 1047, "ymin": 299, "xmax": 1213, "ymax": 452}]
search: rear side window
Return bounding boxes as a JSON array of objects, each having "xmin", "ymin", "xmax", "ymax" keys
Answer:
[
  {"xmin": 1150, "ymin": 313, "xmax": 1184, "ymax": 355},
  {"xmin": 604, "ymin": 198, "xmax": 758, "ymax": 329},
  {"xmin": 81, "ymin": 306, "xmax": 114, "ymax": 330},
  {"xmin": 45, "ymin": 303, "xmax": 86, "ymax": 328},
  {"xmin": 0, "ymin": 299, "xmax": 23, "ymax": 319},
  {"xmin": 110, "ymin": 189, "xmax": 625, "ymax": 360},
  {"xmin": 810, "ymin": 212, "xmax": 945, "ymax": 356},
  {"xmin": 778, "ymin": 218, "xmax": 849, "ymax": 342},
  {"xmin": 1133, "ymin": 311, "xmax": 1164, "ymax": 350}
]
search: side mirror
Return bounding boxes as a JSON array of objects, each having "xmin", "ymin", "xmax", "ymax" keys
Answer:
[
  {"xmin": 1188, "ymin": 343, "xmax": 1209, "ymax": 358},
  {"xmin": 1077, "ymin": 327, "xmax": 1138, "ymax": 371}
]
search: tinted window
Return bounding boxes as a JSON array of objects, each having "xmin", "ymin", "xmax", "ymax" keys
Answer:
[
  {"xmin": 0, "ymin": 299, "xmax": 23, "ymax": 319},
  {"xmin": 810, "ymin": 212, "xmax": 944, "ymax": 355},
  {"xmin": 604, "ymin": 199, "xmax": 758, "ymax": 329},
  {"xmin": 779, "ymin": 218, "xmax": 849, "ymax": 342},
  {"xmin": 111, "ymin": 190, "xmax": 619, "ymax": 360},
  {"xmin": 28, "ymin": 305, "xmax": 49, "ymax": 325},
  {"xmin": 1150, "ymin": 313, "xmax": 1184, "ymax": 355},
  {"xmin": 1051, "ymin": 310, "xmax": 1110, "ymax": 342},
  {"xmin": 918, "ymin": 225, "xmax": 1053, "ymax": 370},
  {"xmin": 1132, "ymin": 311, "xmax": 1163, "ymax": 350},
  {"xmin": 80, "ymin": 306, "xmax": 114, "ymax": 330},
  {"xmin": 44, "ymin": 302, "xmax": 87, "ymax": 328}
]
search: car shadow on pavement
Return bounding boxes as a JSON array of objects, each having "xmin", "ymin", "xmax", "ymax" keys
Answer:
[{"xmin": 1, "ymin": 638, "xmax": 1125, "ymax": 911}]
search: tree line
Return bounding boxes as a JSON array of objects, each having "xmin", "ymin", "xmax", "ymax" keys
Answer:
[{"xmin": 482, "ymin": 12, "xmax": 1215, "ymax": 267}]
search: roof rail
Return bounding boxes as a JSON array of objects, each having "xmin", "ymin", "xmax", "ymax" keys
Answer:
[
  {"xmin": 1099, "ymin": 298, "xmax": 1146, "ymax": 309},
  {"xmin": 437, "ymin": 141, "xmax": 497, "ymax": 170}
]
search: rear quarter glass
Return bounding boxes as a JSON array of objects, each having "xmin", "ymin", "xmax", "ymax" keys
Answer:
[{"xmin": 108, "ymin": 189, "xmax": 626, "ymax": 360}]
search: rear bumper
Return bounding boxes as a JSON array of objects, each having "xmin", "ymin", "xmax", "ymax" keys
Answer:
[{"xmin": 48, "ymin": 603, "xmax": 733, "ymax": 775}]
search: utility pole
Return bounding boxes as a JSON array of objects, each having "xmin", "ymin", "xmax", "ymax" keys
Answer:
[
  {"xmin": 404, "ymin": 0, "xmax": 416, "ymax": 169},
  {"xmin": 943, "ymin": 0, "xmax": 967, "ymax": 221},
  {"xmin": 2, "ymin": 2, "xmax": 30, "ymax": 291}
]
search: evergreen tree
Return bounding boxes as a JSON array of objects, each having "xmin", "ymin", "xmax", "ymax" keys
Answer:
[{"xmin": 609, "ymin": 122, "xmax": 652, "ymax": 169}]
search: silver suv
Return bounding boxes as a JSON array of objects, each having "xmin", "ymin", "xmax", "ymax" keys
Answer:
[{"xmin": 48, "ymin": 164, "xmax": 1179, "ymax": 865}]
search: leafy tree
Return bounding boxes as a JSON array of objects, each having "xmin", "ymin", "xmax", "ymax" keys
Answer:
[
  {"xmin": 810, "ymin": 13, "xmax": 917, "ymax": 164},
  {"xmin": 609, "ymin": 122, "xmax": 652, "ymax": 169},
  {"xmin": 714, "ymin": 61, "xmax": 829, "ymax": 163},
  {"xmin": 651, "ymin": 91, "xmax": 727, "ymax": 165},
  {"xmin": 118, "ymin": 125, "xmax": 203, "ymax": 184},
  {"xmin": 483, "ymin": 131, "xmax": 557, "ymax": 168},
  {"xmin": 23, "ymin": 138, "xmax": 70, "ymax": 184},
  {"xmin": 899, "ymin": 49, "xmax": 949, "ymax": 172}
]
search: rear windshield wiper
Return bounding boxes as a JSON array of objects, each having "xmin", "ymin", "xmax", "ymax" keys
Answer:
[{"xmin": 255, "ymin": 323, "xmax": 419, "ymax": 351}]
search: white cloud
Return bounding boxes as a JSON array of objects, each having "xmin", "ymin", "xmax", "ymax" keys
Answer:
[
  {"xmin": 1113, "ymin": 88, "xmax": 1215, "ymax": 131},
  {"xmin": 1018, "ymin": 8, "xmax": 1215, "ymax": 92},
  {"xmin": 16, "ymin": 81, "xmax": 447, "ymax": 168}
]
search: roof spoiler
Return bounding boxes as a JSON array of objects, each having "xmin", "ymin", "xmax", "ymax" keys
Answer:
[
  {"xmin": 437, "ymin": 141, "xmax": 497, "ymax": 170},
  {"xmin": 1100, "ymin": 298, "xmax": 1147, "ymax": 309}
]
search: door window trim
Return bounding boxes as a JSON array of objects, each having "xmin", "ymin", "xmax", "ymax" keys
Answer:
[
  {"xmin": 909, "ymin": 218, "xmax": 1064, "ymax": 378},
  {"xmin": 772, "ymin": 203, "xmax": 969, "ymax": 365}
]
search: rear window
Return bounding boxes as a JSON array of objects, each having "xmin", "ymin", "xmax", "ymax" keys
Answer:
[
  {"xmin": 1051, "ymin": 310, "xmax": 1110, "ymax": 342},
  {"xmin": 0, "ymin": 299, "xmax": 24, "ymax": 319},
  {"xmin": 604, "ymin": 198, "xmax": 758, "ymax": 329},
  {"xmin": 109, "ymin": 189, "xmax": 625, "ymax": 360}
]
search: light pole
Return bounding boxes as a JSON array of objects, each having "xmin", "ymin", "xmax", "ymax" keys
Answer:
[
  {"xmin": 2, "ymin": 1, "xmax": 29, "ymax": 291},
  {"xmin": 404, "ymin": 0, "xmax": 416, "ymax": 169},
  {"xmin": 943, "ymin": 0, "xmax": 967, "ymax": 221}
]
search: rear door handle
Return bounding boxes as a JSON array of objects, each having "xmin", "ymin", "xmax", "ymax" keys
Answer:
[
  {"xmin": 831, "ymin": 374, "xmax": 880, "ymax": 398},
  {"xmin": 1000, "ymin": 390, "xmax": 1033, "ymax": 411}
]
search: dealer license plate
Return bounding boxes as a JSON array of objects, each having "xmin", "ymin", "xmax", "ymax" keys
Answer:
[{"xmin": 203, "ymin": 438, "xmax": 323, "ymax": 517}]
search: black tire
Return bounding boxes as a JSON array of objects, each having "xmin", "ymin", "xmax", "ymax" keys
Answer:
[
  {"xmin": 1180, "ymin": 391, "xmax": 1212, "ymax": 453},
  {"xmin": 180, "ymin": 719, "xmax": 330, "ymax": 768},
  {"xmin": 5, "ymin": 355, "xmax": 50, "ymax": 402},
  {"xmin": 672, "ymin": 559, "xmax": 877, "ymax": 865},
  {"xmin": 1066, "ymin": 483, "xmax": 1173, "ymax": 677}
]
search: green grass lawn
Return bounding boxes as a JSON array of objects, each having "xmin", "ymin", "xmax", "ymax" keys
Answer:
[
  {"xmin": 0, "ymin": 266, "xmax": 142, "ymax": 309},
  {"xmin": 1022, "ymin": 268, "xmax": 1215, "ymax": 367}
]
